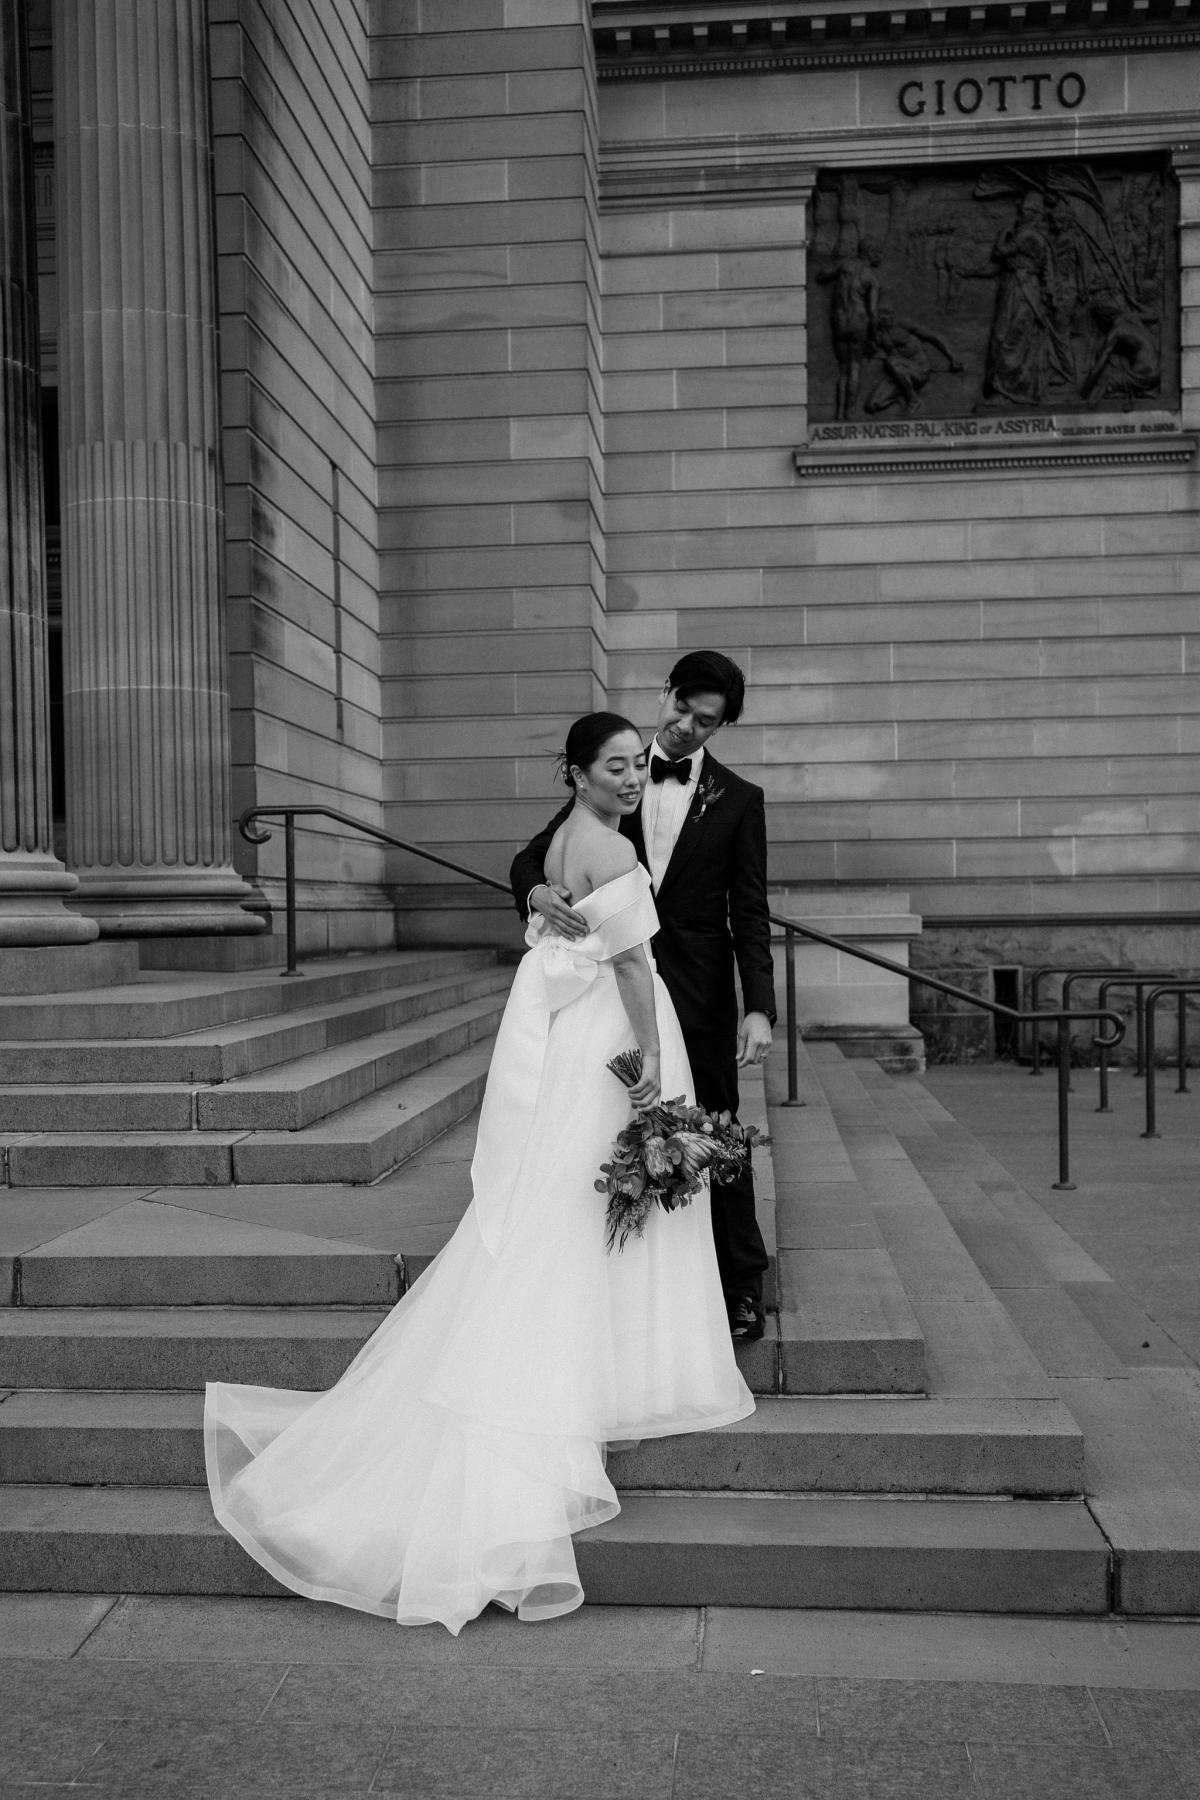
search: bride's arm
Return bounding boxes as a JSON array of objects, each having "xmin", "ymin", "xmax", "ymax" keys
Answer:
[
  {"xmin": 584, "ymin": 835, "xmax": 660, "ymax": 1106},
  {"xmin": 612, "ymin": 946, "xmax": 661, "ymax": 1109}
]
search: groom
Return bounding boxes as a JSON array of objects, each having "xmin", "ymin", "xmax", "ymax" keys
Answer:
[{"xmin": 510, "ymin": 651, "xmax": 776, "ymax": 1341}]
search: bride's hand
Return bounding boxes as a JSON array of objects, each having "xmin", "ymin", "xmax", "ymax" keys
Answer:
[{"xmin": 627, "ymin": 1052, "xmax": 661, "ymax": 1110}]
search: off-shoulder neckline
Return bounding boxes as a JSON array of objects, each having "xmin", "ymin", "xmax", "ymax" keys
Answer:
[{"xmin": 572, "ymin": 863, "xmax": 651, "ymax": 911}]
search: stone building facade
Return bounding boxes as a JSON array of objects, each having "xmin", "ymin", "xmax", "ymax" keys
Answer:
[{"xmin": 3, "ymin": 0, "xmax": 1198, "ymax": 1014}]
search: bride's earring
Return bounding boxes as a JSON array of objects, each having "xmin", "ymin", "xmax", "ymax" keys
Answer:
[{"xmin": 574, "ymin": 777, "xmax": 604, "ymax": 824}]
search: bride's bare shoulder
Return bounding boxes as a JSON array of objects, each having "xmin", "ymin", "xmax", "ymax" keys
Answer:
[
  {"xmin": 554, "ymin": 819, "xmax": 637, "ymax": 900},
  {"xmin": 580, "ymin": 831, "xmax": 637, "ymax": 896}
]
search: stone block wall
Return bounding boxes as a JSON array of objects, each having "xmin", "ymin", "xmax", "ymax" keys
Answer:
[
  {"xmin": 601, "ymin": 165, "xmax": 812, "ymax": 844},
  {"xmin": 371, "ymin": 0, "xmax": 606, "ymax": 911},
  {"xmin": 599, "ymin": 60, "xmax": 1200, "ymax": 935},
  {"xmin": 210, "ymin": 0, "xmax": 386, "ymax": 949}
]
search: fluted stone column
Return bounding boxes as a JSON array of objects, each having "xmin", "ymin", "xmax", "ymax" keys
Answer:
[
  {"xmin": 0, "ymin": 0, "xmax": 96, "ymax": 946},
  {"xmin": 53, "ymin": 0, "xmax": 261, "ymax": 934}
]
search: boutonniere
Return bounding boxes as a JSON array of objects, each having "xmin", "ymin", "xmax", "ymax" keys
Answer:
[{"xmin": 689, "ymin": 775, "xmax": 724, "ymax": 824}]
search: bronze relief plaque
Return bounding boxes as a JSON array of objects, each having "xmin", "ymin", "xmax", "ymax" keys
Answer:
[{"xmin": 807, "ymin": 158, "xmax": 1178, "ymax": 427}]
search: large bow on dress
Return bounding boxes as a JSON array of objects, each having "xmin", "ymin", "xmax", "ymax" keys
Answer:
[{"xmin": 471, "ymin": 867, "xmax": 659, "ymax": 1255}]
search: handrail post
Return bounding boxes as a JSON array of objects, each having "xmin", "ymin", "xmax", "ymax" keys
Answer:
[
  {"xmin": 1135, "ymin": 982, "xmax": 1147, "ymax": 1076},
  {"xmin": 1096, "ymin": 979, "xmax": 1112, "ymax": 1114},
  {"xmin": 1060, "ymin": 971, "xmax": 1090, "ymax": 1094},
  {"xmin": 1051, "ymin": 1015, "xmax": 1074, "ymax": 1190},
  {"xmin": 1029, "ymin": 970, "xmax": 1046, "ymax": 1075},
  {"xmin": 1142, "ymin": 989, "xmax": 1160, "ymax": 1137},
  {"xmin": 784, "ymin": 926, "xmax": 800, "ymax": 1105},
  {"xmin": 283, "ymin": 813, "xmax": 300, "ymax": 977},
  {"xmin": 1178, "ymin": 990, "xmax": 1189, "ymax": 1095}
]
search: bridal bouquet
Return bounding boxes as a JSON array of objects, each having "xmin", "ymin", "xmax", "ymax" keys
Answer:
[{"xmin": 596, "ymin": 1048, "xmax": 769, "ymax": 1252}]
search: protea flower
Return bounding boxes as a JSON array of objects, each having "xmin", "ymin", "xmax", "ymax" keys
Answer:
[{"xmin": 666, "ymin": 1131, "xmax": 716, "ymax": 1178}]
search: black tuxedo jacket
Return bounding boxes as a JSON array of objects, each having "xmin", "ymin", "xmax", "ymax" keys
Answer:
[{"xmin": 509, "ymin": 749, "xmax": 776, "ymax": 1040}]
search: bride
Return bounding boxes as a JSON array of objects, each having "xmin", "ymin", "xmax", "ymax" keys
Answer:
[{"xmin": 204, "ymin": 712, "xmax": 755, "ymax": 1634}]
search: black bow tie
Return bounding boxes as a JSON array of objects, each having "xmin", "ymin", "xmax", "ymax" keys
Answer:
[{"xmin": 650, "ymin": 756, "xmax": 691, "ymax": 785}]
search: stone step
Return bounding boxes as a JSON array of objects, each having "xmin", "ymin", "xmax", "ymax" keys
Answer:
[
  {"xmin": 0, "ymin": 1485, "xmax": 1111, "ymax": 1612},
  {"xmin": 0, "ymin": 1393, "xmax": 206, "ymax": 1486},
  {"xmin": 775, "ymin": 1250, "xmax": 926, "ymax": 1395},
  {"xmin": 2, "ymin": 1037, "xmax": 496, "ymax": 1186},
  {"xmin": 765, "ymin": 1047, "xmax": 926, "ymax": 1396},
  {"xmin": 231, "ymin": 1039, "xmax": 497, "ymax": 1185},
  {"xmin": 0, "ymin": 941, "xmax": 142, "ymax": 996},
  {"xmin": 12, "ymin": 1203, "xmax": 403, "ymax": 1307},
  {"xmin": 0, "ymin": 1308, "xmax": 384, "ymax": 1390},
  {"xmin": 198, "ymin": 992, "xmax": 510, "ymax": 1132},
  {"xmin": 0, "ymin": 1390, "xmax": 1084, "ymax": 1494},
  {"xmin": 611, "ymin": 1395, "xmax": 1084, "ymax": 1496},
  {"xmin": 777, "ymin": 1045, "xmax": 1077, "ymax": 1411},
  {"xmin": 0, "ymin": 1306, "xmax": 778, "ymax": 1400},
  {"xmin": 0, "ymin": 991, "xmax": 509, "ymax": 1134},
  {"xmin": 0, "ymin": 948, "xmax": 499, "ymax": 1042},
  {"xmin": 137, "ymin": 934, "xmax": 290, "ymax": 973},
  {"xmin": 576, "ymin": 1493, "xmax": 1111, "ymax": 1613},
  {"xmin": 0, "ymin": 964, "xmax": 512, "ymax": 1085}
]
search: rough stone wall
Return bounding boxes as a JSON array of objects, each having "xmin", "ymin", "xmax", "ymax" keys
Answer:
[
  {"xmin": 912, "ymin": 920, "xmax": 1200, "ymax": 1065},
  {"xmin": 372, "ymin": 0, "xmax": 605, "ymax": 906},
  {"xmin": 209, "ymin": 0, "xmax": 386, "ymax": 951}
]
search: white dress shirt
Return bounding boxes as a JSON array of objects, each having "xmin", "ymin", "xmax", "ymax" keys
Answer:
[{"xmin": 642, "ymin": 745, "xmax": 701, "ymax": 892}]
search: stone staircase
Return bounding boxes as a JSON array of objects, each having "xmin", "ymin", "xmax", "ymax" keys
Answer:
[
  {"xmin": 0, "ymin": 948, "xmax": 511, "ymax": 1187},
  {"xmin": 0, "ymin": 950, "xmax": 1119, "ymax": 1613}
]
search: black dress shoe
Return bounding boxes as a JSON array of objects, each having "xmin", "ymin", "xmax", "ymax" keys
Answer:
[{"xmin": 728, "ymin": 1295, "xmax": 764, "ymax": 1342}]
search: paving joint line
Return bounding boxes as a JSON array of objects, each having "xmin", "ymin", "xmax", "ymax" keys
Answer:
[
  {"xmin": 256, "ymin": 1662, "xmax": 293, "ymax": 1722},
  {"xmin": 1083, "ymin": 1496, "xmax": 1123, "ymax": 1616},
  {"xmin": 1083, "ymin": 1683, "xmax": 1115, "ymax": 1747},
  {"xmin": 67, "ymin": 1593, "xmax": 121, "ymax": 1658},
  {"xmin": 367, "ymin": 1720, "xmax": 400, "ymax": 1793}
]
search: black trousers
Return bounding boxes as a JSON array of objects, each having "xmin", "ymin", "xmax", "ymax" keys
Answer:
[{"xmin": 681, "ymin": 1028, "xmax": 769, "ymax": 1305}]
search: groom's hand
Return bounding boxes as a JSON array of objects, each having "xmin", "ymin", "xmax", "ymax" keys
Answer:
[
  {"xmin": 529, "ymin": 882, "xmax": 588, "ymax": 940},
  {"xmin": 737, "ymin": 1011, "xmax": 773, "ymax": 1068}
]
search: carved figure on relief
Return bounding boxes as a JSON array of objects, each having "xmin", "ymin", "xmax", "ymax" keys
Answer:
[
  {"xmin": 815, "ymin": 226, "xmax": 882, "ymax": 420},
  {"xmin": 1080, "ymin": 294, "xmax": 1161, "ymax": 406},
  {"xmin": 806, "ymin": 159, "xmax": 1173, "ymax": 425},
  {"xmin": 982, "ymin": 191, "xmax": 1076, "ymax": 406},
  {"xmin": 863, "ymin": 308, "xmax": 964, "ymax": 416},
  {"xmin": 978, "ymin": 165, "xmax": 1165, "ymax": 410}
]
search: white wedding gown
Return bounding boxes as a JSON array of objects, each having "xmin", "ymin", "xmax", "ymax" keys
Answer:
[{"xmin": 204, "ymin": 865, "xmax": 754, "ymax": 1633}]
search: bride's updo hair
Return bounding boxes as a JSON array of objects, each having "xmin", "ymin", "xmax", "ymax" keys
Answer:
[{"xmin": 558, "ymin": 712, "xmax": 641, "ymax": 789}]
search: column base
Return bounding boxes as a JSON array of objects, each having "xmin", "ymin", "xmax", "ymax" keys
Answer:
[
  {"xmin": 0, "ymin": 858, "xmax": 101, "ymax": 947},
  {"xmin": 0, "ymin": 941, "xmax": 140, "ymax": 995},
  {"xmin": 68, "ymin": 870, "xmax": 269, "ymax": 938}
]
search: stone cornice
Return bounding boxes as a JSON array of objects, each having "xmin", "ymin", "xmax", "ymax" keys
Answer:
[
  {"xmin": 593, "ymin": 0, "xmax": 1200, "ymax": 75},
  {"xmin": 794, "ymin": 428, "xmax": 1198, "ymax": 477}
]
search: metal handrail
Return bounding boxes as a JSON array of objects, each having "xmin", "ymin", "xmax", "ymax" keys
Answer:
[
  {"xmin": 237, "ymin": 804, "xmax": 1130, "ymax": 1188},
  {"xmin": 1094, "ymin": 974, "xmax": 1181, "ymax": 1111},
  {"xmin": 1141, "ymin": 981, "xmax": 1200, "ymax": 1138},
  {"xmin": 770, "ymin": 912, "xmax": 1125, "ymax": 1191},
  {"xmin": 1027, "ymin": 967, "xmax": 1155, "ymax": 1073},
  {"xmin": 238, "ymin": 804, "xmax": 510, "ymax": 976}
]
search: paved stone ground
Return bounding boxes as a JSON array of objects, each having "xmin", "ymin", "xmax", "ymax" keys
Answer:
[
  {"xmin": 4, "ymin": 1593, "xmax": 1200, "ymax": 1796},
  {"xmin": 5, "ymin": 1060, "xmax": 1200, "ymax": 1797},
  {"xmin": 923, "ymin": 1060, "xmax": 1200, "ymax": 1367}
]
